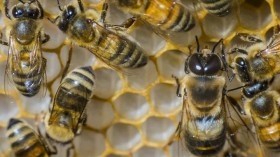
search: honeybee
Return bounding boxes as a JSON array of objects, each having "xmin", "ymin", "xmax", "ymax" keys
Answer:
[
  {"xmin": 174, "ymin": 37, "xmax": 240, "ymax": 156},
  {"xmin": 44, "ymin": 66, "xmax": 95, "ymax": 144},
  {"xmin": 6, "ymin": 118, "xmax": 57, "ymax": 157},
  {"xmin": 49, "ymin": 0, "xmax": 148, "ymax": 72},
  {"xmin": 230, "ymin": 32, "xmax": 280, "ymax": 82},
  {"xmin": 243, "ymin": 86, "xmax": 280, "ymax": 150},
  {"xmin": 198, "ymin": 0, "xmax": 232, "ymax": 17},
  {"xmin": 113, "ymin": 0, "xmax": 196, "ymax": 33},
  {"xmin": 230, "ymin": 31, "xmax": 280, "ymax": 151},
  {"xmin": 0, "ymin": 0, "xmax": 49, "ymax": 97}
]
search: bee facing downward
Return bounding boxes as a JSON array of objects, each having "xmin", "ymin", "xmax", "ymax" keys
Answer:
[
  {"xmin": 113, "ymin": 0, "xmax": 196, "ymax": 33},
  {"xmin": 0, "ymin": 0, "xmax": 49, "ymax": 97},
  {"xmin": 50, "ymin": 0, "xmax": 148, "ymax": 72},
  {"xmin": 6, "ymin": 118, "xmax": 56, "ymax": 157},
  {"xmin": 44, "ymin": 66, "xmax": 95, "ymax": 144}
]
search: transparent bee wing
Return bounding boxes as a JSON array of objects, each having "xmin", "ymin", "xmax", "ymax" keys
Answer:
[
  {"xmin": 5, "ymin": 34, "xmax": 46, "ymax": 96},
  {"xmin": 224, "ymin": 95, "xmax": 262, "ymax": 157},
  {"xmin": 259, "ymin": 34, "xmax": 280, "ymax": 56},
  {"xmin": 85, "ymin": 21, "xmax": 147, "ymax": 73},
  {"xmin": 53, "ymin": 74, "xmax": 91, "ymax": 132}
]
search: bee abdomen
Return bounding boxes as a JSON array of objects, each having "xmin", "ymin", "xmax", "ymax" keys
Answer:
[
  {"xmin": 259, "ymin": 123, "xmax": 280, "ymax": 150},
  {"xmin": 162, "ymin": 4, "xmax": 195, "ymax": 32},
  {"xmin": 109, "ymin": 39, "xmax": 147, "ymax": 68},
  {"xmin": 6, "ymin": 118, "xmax": 47, "ymax": 157},
  {"xmin": 185, "ymin": 127, "xmax": 226, "ymax": 156},
  {"xmin": 200, "ymin": 0, "xmax": 231, "ymax": 16},
  {"xmin": 12, "ymin": 67, "xmax": 44, "ymax": 97},
  {"xmin": 56, "ymin": 66, "xmax": 95, "ymax": 111}
]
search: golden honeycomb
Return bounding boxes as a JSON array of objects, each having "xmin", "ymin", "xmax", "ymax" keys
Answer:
[{"xmin": 0, "ymin": 0, "xmax": 279, "ymax": 157}]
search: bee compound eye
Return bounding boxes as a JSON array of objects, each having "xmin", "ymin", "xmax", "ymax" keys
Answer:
[
  {"xmin": 28, "ymin": 9, "xmax": 39, "ymax": 19},
  {"xmin": 204, "ymin": 55, "xmax": 222, "ymax": 76},
  {"xmin": 12, "ymin": 7, "xmax": 24, "ymax": 18},
  {"xmin": 188, "ymin": 54, "xmax": 204, "ymax": 75}
]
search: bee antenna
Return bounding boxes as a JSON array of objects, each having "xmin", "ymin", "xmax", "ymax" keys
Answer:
[
  {"xmin": 56, "ymin": 0, "xmax": 63, "ymax": 11},
  {"xmin": 19, "ymin": 0, "xmax": 25, "ymax": 3},
  {"xmin": 212, "ymin": 38, "xmax": 223, "ymax": 53},
  {"xmin": 195, "ymin": 36, "xmax": 200, "ymax": 53}
]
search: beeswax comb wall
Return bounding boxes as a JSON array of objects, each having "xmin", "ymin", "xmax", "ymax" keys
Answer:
[{"xmin": 0, "ymin": 0, "xmax": 279, "ymax": 157}]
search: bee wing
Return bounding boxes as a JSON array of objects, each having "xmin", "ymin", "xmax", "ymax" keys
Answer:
[
  {"xmin": 53, "ymin": 79, "xmax": 90, "ymax": 130},
  {"xmin": 259, "ymin": 34, "xmax": 280, "ymax": 56},
  {"xmin": 224, "ymin": 96, "xmax": 261, "ymax": 156},
  {"xmin": 5, "ymin": 34, "xmax": 46, "ymax": 95},
  {"xmin": 85, "ymin": 25, "xmax": 146, "ymax": 73}
]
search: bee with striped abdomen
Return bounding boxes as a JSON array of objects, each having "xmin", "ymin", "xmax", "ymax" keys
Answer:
[
  {"xmin": 49, "ymin": 0, "xmax": 148, "ymax": 72},
  {"xmin": 44, "ymin": 66, "xmax": 95, "ymax": 144},
  {"xmin": 0, "ymin": 0, "xmax": 49, "ymax": 97},
  {"xmin": 6, "ymin": 118, "xmax": 56, "ymax": 157},
  {"xmin": 199, "ymin": 0, "xmax": 233, "ymax": 17},
  {"xmin": 113, "ymin": 0, "xmax": 196, "ymax": 33},
  {"xmin": 244, "ymin": 86, "xmax": 280, "ymax": 150},
  {"xmin": 174, "ymin": 37, "xmax": 237, "ymax": 156}
]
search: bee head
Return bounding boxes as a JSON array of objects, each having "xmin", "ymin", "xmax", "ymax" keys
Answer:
[
  {"xmin": 45, "ymin": 112, "xmax": 74, "ymax": 144},
  {"xmin": 57, "ymin": 5, "xmax": 77, "ymax": 32},
  {"xmin": 11, "ymin": 1, "xmax": 43, "ymax": 19},
  {"xmin": 186, "ymin": 52, "xmax": 222, "ymax": 76}
]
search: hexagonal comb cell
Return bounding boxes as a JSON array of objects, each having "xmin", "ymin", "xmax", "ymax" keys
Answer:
[
  {"xmin": 141, "ymin": 117, "xmax": 176, "ymax": 144},
  {"xmin": 19, "ymin": 90, "xmax": 51, "ymax": 114},
  {"xmin": 0, "ymin": 94, "xmax": 19, "ymax": 123},
  {"xmin": 94, "ymin": 68, "xmax": 123, "ymax": 99},
  {"xmin": 114, "ymin": 92, "xmax": 149, "ymax": 121},
  {"xmin": 86, "ymin": 98, "xmax": 115, "ymax": 130},
  {"xmin": 150, "ymin": 83, "xmax": 182, "ymax": 114},
  {"xmin": 74, "ymin": 129, "xmax": 106, "ymax": 157},
  {"xmin": 157, "ymin": 50, "xmax": 187, "ymax": 80},
  {"xmin": 126, "ymin": 61, "xmax": 158, "ymax": 90},
  {"xmin": 107, "ymin": 123, "xmax": 141, "ymax": 151},
  {"xmin": 239, "ymin": 0, "xmax": 272, "ymax": 30},
  {"xmin": 129, "ymin": 25, "xmax": 166, "ymax": 56},
  {"xmin": 60, "ymin": 45, "xmax": 96, "ymax": 72},
  {"xmin": 202, "ymin": 12, "xmax": 238, "ymax": 38}
]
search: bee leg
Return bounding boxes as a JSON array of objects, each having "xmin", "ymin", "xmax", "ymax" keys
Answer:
[
  {"xmin": 228, "ymin": 48, "xmax": 248, "ymax": 55},
  {"xmin": 99, "ymin": 1, "xmax": 108, "ymax": 24},
  {"xmin": 36, "ymin": 0, "xmax": 44, "ymax": 19},
  {"xmin": 175, "ymin": 93, "xmax": 187, "ymax": 137},
  {"xmin": 220, "ymin": 42, "xmax": 235, "ymax": 82},
  {"xmin": 0, "ymin": 33, "xmax": 9, "ymax": 46},
  {"xmin": 273, "ymin": 25, "xmax": 280, "ymax": 35},
  {"xmin": 105, "ymin": 17, "xmax": 137, "ymax": 31},
  {"xmin": 66, "ymin": 143, "xmax": 76, "ymax": 157},
  {"xmin": 4, "ymin": 0, "xmax": 11, "ymax": 19},
  {"xmin": 61, "ymin": 45, "xmax": 73, "ymax": 82},
  {"xmin": 237, "ymin": 33, "xmax": 263, "ymax": 43},
  {"xmin": 76, "ymin": 113, "xmax": 87, "ymax": 135},
  {"xmin": 41, "ymin": 33, "xmax": 50, "ymax": 44},
  {"xmin": 172, "ymin": 75, "xmax": 182, "ymax": 97}
]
